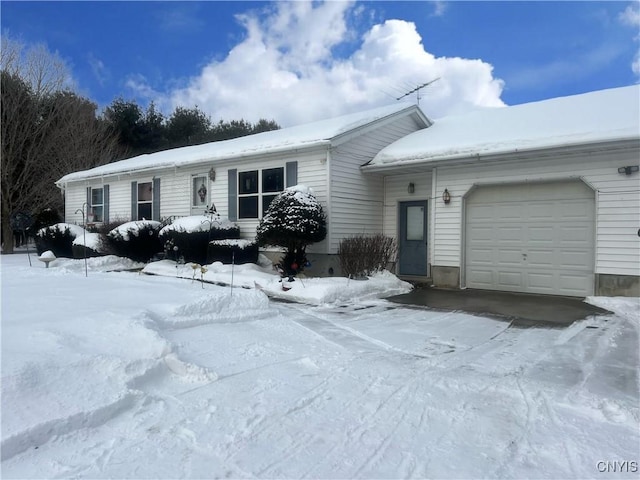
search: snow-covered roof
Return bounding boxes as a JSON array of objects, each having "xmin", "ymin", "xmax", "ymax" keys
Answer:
[
  {"xmin": 368, "ymin": 85, "xmax": 640, "ymax": 168},
  {"xmin": 57, "ymin": 102, "xmax": 424, "ymax": 184}
]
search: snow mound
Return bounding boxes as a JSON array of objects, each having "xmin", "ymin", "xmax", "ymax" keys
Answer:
[
  {"xmin": 150, "ymin": 289, "xmax": 272, "ymax": 330},
  {"xmin": 44, "ymin": 255, "xmax": 146, "ymax": 273},
  {"xmin": 37, "ymin": 222, "xmax": 85, "ymax": 239},
  {"xmin": 586, "ymin": 296, "xmax": 639, "ymax": 325},
  {"xmin": 72, "ymin": 231, "xmax": 103, "ymax": 250},
  {"xmin": 262, "ymin": 270, "xmax": 413, "ymax": 305},
  {"xmin": 109, "ymin": 220, "xmax": 162, "ymax": 241},
  {"xmin": 164, "ymin": 353, "xmax": 218, "ymax": 382},
  {"xmin": 159, "ymin": 214, "xmax": 236, "ymax": 235}
]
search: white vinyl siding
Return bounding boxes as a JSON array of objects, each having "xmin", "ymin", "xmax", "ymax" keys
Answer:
[
  {"xmin": 431, "ymin": 148, "xmax": 639, "ymax": 277},
  {"xmin": 383, "ymin": 173, "xmax": 433, "ymax": 241},
  {"xmin": 329, "ymin": 114, "xmax": 424, "ymax": 253}
]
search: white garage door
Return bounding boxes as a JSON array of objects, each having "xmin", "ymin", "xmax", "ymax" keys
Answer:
[{"xmin": 465, "ymin": 181, "xmax": 595, "ymax": 297}]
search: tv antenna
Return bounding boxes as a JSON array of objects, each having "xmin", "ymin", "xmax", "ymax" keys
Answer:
[{"xmin": 396, "ymin": 77, "xmax": 440, "ymax": 105}]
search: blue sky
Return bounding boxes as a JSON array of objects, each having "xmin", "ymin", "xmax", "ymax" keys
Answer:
[{"xmin": 2, "ymin": 1, "xmax": 638, "ymax": 126}]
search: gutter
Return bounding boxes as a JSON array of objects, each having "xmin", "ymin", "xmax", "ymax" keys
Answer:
[
  {"xmin": 57, "ymin": 140, "xmax": 332, "ymax": 185},
  {"xmin": 361, "ymin": 138, "xmax": 640, "ymax": 174}
]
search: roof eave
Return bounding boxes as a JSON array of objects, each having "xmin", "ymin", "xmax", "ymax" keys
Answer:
[{"xmin": 361, "ymin": 137, "xmax": 640, "ymax": 174}]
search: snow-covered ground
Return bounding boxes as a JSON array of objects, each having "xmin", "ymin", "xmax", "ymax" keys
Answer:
[{"xmin": 2, "ymin": 254, "xmax": 639, "ymax": 479}]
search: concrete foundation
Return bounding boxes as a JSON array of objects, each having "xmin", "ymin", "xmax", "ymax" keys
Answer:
[
  {"xmin": 596, "ymin": 274, "xmax": 640, "ymax": 297},
  {"xmin": 261, "ymin": 251, "xmax": 343, "ymax": 277},
  {"xmin": 431, "ymin": 266, "xmax": 460, "ymax": 289}
]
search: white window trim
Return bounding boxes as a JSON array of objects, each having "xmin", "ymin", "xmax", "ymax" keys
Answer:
[
  {"xmin": 238, "ymin": 167, "xmax": 285, "ymax": 219},
  {"xmin": 90, "ymin": 187, "xmax": 104, "ymax": 223}
]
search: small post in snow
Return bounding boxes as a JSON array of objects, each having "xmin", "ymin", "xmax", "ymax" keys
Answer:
[
  {"xmin": 74, "ymin": 203, "xmax": 88, "ymax": 277},
  {"xmin": 230, "ymin": 251, "xmax": 235, "ymax": 297}
]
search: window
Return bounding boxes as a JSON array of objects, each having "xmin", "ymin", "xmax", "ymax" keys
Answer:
[
  {"xmin": 192, "ymin": 176, "xmax": 208, "ymax": 207},
  {"xmin": 90, "ymin": 188, "xmax": 104, "ymax": 222},
  {"xmin": 238, "ymin": 167, "xmax": 284, "ymax": 219},
  {"xmin": 137, "ymin": 182, "xmax": 152, "ymax": 220}
]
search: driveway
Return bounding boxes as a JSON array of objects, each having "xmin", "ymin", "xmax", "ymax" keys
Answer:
[{"xmin": 386, "ymin": 286, "xmax": 610, "ymax": 326}]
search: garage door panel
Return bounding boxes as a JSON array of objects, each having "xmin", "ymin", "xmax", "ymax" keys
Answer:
[
  {"xmin": 469, "ymin": 247, "xmax": 493, "ymax": 263},
  {"xmin": 560, "ymin": 201, "xmax": 592, "ymax": 220},
  {"xmin": 497, "ymin": 249, "xmax": 523, "ymax": 266},
  {"xmin": 468, "ymin": 225, "xmax": 494, "ymax": 242},
  {"xmin": 528, "ymin": 226, "xmax": 555, "ymax": 244},
  {"xmin": 527, "ymin": 249, "xmax": 555, "ymax": 267},
  {"xmin": 558, "ymin": 274, "xmax": 593, "ymax": 295},
  {"xmin": 497, "ymin": 271, "xmax": 524, "ymax": 288},
  {"xmin": 528, "ymin": 202, "xmax": 556, "ymax": 221},
  {"xmin": 465, "ymin": 181, "xmax": 595, "ymax": 297},
  {"xmin": 467, "ymin": 205, "xmax": 495, "ymax": 222},
  {"xmin": 560, "ymin": 225, "xmax": 591, "ymax": 243},
  {"xmin": 497, "ymin": 226, "xmax": 524, "ymax": 242},
  {"xmin": 467, "ymin": 269, "xmax": 494, "ymax": 287},
  {"xmin": 496, "ymin": 204, "xmax": 523, "ymax": 220},
  {"xmin": 558, "ymin": 250, "xmax": 592, "ymax": 268},
  {"xmin": 528, "ymin": 272, "xmax": 556, "ymax": 291}
]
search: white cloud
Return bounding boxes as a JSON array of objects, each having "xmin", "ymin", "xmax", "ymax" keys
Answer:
[
  {"xmin": 155, "ymin": 1, "xmax": 504, "ymax": 126},
  {"xmin": 619, "ymin": 3, "xmax": 640, "ymax": 78},
  {"xmin": 430, "ymin": 1, "xmax": 448, "ymax": 18},
  {"xmin": 619, "ymin": 4, "xmax": 640, "ymax": 26},
  {"xmin": 88, "ymin": 53, "xmax": 109, "ymax": 87}
]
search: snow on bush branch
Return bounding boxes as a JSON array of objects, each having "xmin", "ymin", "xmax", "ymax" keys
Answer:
[{"xmin": 256, "ymin": 184, "xmax": 327, "ymax": 278}]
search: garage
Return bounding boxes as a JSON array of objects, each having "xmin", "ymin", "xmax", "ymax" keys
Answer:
[{"xmin": 464, "ymin": 180, "xmax": 595, "ymax": 297}]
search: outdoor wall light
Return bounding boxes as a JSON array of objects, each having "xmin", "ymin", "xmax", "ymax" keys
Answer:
[
  {"xmin": 408, "ymin": 182, "xmax": 415, "ymax": 194},
  {"xmin": 209, "ymin": 168, "xmax": 217, "ymax": 181},
  {"xmin": 618, "ymin": 165, "xmax": 639, "ymax": 175},
  {"xmin": 442, "ymin": 188, "xmax": 451, "ymax": 204}
]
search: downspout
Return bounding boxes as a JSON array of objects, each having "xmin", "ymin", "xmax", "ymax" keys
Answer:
[
  {"xmin": 430, "ymin": 167, "xmax": 437, "ymax": 279},
  {"xmin": 325, "ymin": 148, "xmax": 332, "ymax": 254}
]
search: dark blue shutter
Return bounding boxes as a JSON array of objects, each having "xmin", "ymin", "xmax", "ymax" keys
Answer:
[
  {"xmin": 131, "ymin": 181, "xmax": 137, "ymax": 220},
  {"xmin": 103, "ymin": 185, "xmax": 110, "ymax": 223},
  {"xmin": 228, "ymin": 169, "xmax": 238, "ymax": 221},
  {"xmin": 286, "ymin": 161, "xmax": 298, "ymax": 187},
  {"xmin": 152, "ymin": 178, "xmax": 161, "ymax": 221},
  {"xmin": 86, "ymin": 187, "xmax": 92, "ymax": 209}
]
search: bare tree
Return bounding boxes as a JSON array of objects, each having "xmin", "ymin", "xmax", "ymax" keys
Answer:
[
  {"xmin": 1, "ymin": 36, "xmax": 121, "ymax": 253},
  {"xmin": 1, "ymin": 34, "xmax": 73, "ymax": 97}
]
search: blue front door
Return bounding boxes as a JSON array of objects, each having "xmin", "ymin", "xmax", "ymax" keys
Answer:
[{"xmin": 398, "ymin": 201, "xmax": 428, "ymax": 276}]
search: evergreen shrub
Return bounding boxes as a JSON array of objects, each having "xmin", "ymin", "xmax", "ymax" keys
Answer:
[
  {"xmin": 35, "ymin": 223, "xmax": 85, "ymax": 257},
  {"xmin": 159, "ymin": 214, "xmax": 240, "ymax": 265},
  {"xmin": 256, "ymin": 185, "xmax": 326, "ymax": 278},
  {"xmin": 207, "ymin": 239, "xmax": 259, "ymax": 265},
  {"xmin": 107, "ymin": 220, "xmax": 163, "ymax": 262}
]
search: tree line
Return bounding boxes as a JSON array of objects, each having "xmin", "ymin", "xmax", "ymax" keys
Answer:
[
  {"xmin": 0, "ymin": 35, "xmax": 280, "ymax": 253},
  {"xmin": 105, "ymin": 99, "xmax": 280, "ymax": 159}
]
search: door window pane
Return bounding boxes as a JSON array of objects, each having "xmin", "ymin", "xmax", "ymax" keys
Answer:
[
  {"xmin": 406, "ymin": 206, "xmax": 424, "ymax": 241},
  {"xmin": 192, "ymin": 176, "xmax": 208, "ymax": 206}
]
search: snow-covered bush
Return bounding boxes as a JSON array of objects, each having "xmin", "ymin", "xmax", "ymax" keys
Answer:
[
  {"xmin": 31, "ymin": 208, "xmax": 62, "ymax": 236},
  {"xmin": 35, "ymin": 223, "xmax": 85, "ymax": 257},
  {"xmin": 338, "ymin": 234, "xmax": 397, "ymax": 278},
  {"xmin": 107, "ymin": 220, "xmax": 163, "ymax": 262},
  {"xmin": 159, "ymin": 214, "xmax": 240, "ymax": 265},
  {"xmin": 207, "ymin": 239, "xmax": 258, "ymax": 265},
  {"xmin": 71, "ymin": 232, "xmax": 109, "ymax": 259},
  {"xmin": 256, "ymin": 185, "xmax": 326, "ymax": 278}
]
